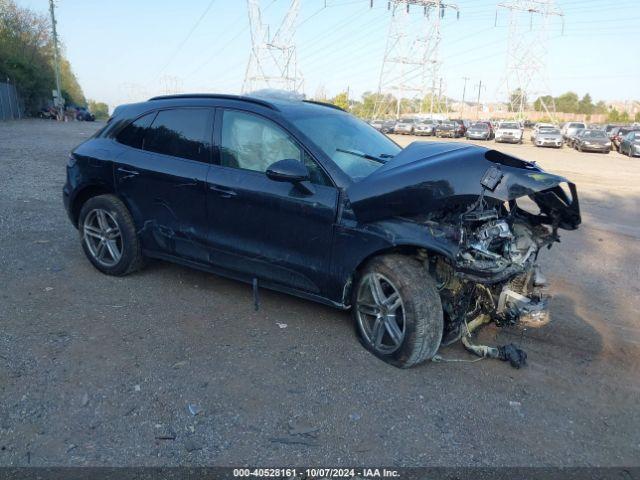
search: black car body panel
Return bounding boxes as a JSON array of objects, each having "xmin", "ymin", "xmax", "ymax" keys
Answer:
[
  {"xmin": 64, "ymin": 94, "xmax": 581, "ymax": 336},
  {"xmin": 346, "ymin": 142, "xmax": 580, "ymax": 229}
]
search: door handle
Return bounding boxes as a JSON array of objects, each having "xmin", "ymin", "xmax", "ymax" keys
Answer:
[
  {"xmin": 208, "ymin": 184, "xmax": 237, "ymax": 198},
  {"xmin": 117, "ymin": 167, "xmax": 140, "ymax": 176}
]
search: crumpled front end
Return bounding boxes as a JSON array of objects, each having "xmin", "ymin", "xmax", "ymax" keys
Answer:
[
  {"xmin": 346, "ymin": 142, "xmax": 581, "ymax": 367},
  {"xmin": 424, "ymin": 182, "xmax": 579, "ymax": 367}
]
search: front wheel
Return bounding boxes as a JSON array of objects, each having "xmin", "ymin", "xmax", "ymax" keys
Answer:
[
  {"xmin": 353, "ymin": 255, "xmax": 443, "ymax": 368},
  {"xmin": 78, "ymin": 194, "xmax": 144, "ymax": 276}
]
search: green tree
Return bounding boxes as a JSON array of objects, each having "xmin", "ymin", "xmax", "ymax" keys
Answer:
[
  {"xmin": 533, "ymin": 95, "xmax": 554, "ymax": 112},
  {"xmin": 60, "ymin": 57, "xmax": 85, "ymax": 106},
  {"xmin": 329, "ymin": 92, "xmax": 349, "ymax": 111},
  {"xmin": 0, "ymin": 0, "xmax": 85, "ymax": 112},
  {"xmin": 607, "ymin": 108, "xmax": 620, "ymax": 122},
  {"xmin": 555, "ymin": 92, "xmax": 580, "ymax": 113},
  {"xmin": 635, "ymin": 112, "xmax": 640, "ymax": 123},
  {"xmin": 87, "ymin": 99, "xmax": 109, "ymax": 120},
  {"xmin": 594, "ymin": 101, "xmax": 608, "ymax": 114},
  {"xmin": 620, "ymin": 111, "xmax": 630, "ymax": 123},
  {"xmin": 578, "ymin": 93, "xmax": 594, "ymax": 115}
]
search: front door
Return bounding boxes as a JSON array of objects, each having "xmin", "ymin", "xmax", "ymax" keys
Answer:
[
  {"xmin": 114, "ymin": 107, "xmax": 214, "ymax": 262},
  {"xmin": 205, "ymin": 108, "xmax": 338, "ymax": 295}
]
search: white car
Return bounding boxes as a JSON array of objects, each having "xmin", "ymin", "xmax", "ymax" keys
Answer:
[
  {"xmin": 530, "ymin": 122, "xmax": 557, "ymax": 142},
  {"xmin": 494, "ymin": 122, "xmax": 523, "ymax": 144}
]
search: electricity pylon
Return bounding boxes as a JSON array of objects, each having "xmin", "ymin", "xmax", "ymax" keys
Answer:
[
  {"xmin": 497, "ymin": 0, "xmax": 563, "ymax": 120},
  {"xmin": 374, "ymin": 0, "xmax": 458, "ymax": 119},
  {"xmin": 242, "ymin": 0, "xmax": 304, "ymax": 94}
]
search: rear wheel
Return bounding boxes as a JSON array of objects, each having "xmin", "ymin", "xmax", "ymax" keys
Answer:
[
  {"xmin": 78, "ymin": 194, "xmax": 143, "ymax": 276},
  {"xmin": 353, "ymin": 255, "xmax": 443, "ymax": 368}
]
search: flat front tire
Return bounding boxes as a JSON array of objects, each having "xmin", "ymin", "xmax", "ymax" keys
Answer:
[
  {"xmin": 352, "ymin": 255, "xmax": 443, "ymax": 368},
  {"xmin": 78, "ymin": 194, "xmax": 143, "ymax": 276}
]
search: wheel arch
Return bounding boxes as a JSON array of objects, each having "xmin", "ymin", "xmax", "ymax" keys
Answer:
[
  {"xmin": 70, "ymin": 183, "xmax": 117, "ymax": 226},
  {"xmin": 340, "ymin": 243, "xmax": 449, "ymax": 307}
]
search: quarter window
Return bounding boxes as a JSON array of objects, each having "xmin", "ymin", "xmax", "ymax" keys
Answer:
[
  {"xmin": 116, "ymin": 112, "xmax": 155, "ymax": 150},
  {"xmin": 220, "ymin": 110, "xmax": 330, "ymax": 186},
  {"xmin": 144, "ymin": 109, "xmax": 211, "ymax": 162}
]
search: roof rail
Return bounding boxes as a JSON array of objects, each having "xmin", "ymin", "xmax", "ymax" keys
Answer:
[
  {"xmin": 302, "ymin": 100, "xmax": 345, "ymax": 112},
  {"xmin": 148, "ymin": 94, "xmax": 278, "ymax": 110}
]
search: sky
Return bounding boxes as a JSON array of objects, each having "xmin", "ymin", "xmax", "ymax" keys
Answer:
[{"xmin": 17, "ymin": 0, "xmax": 640, "ymax": 111}]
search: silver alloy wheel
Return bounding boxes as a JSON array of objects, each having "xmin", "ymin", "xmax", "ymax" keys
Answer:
[
  {"xmin": 356, "ymin": 273, "xmax": 406, "ymax": 354},
  {"xmin": 83, "ymin": 208, "xmax": 123, "ymax": 267}
]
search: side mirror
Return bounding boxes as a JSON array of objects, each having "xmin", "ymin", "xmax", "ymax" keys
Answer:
[{"xmin": 266, "ymin": 159, "xmax": 310, "ymax": 183}]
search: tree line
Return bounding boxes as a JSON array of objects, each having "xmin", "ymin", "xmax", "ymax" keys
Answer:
[{"xmin": 0, "ymin": 0, "xmax": 107, "ymax": 118}]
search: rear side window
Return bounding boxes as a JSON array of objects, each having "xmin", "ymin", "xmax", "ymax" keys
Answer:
[
  {"xmin": 145, "ymin": 109, "xmax": 212, "ymax": 162},
  {"xmin": 116, "ymin": 112, "xmax": 156, "ymax": 149}
]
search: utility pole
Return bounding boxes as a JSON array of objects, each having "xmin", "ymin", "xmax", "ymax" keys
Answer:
[
  {"xmin": 242, "ymin": 0, "xmax": 303, "ymax": 94},
  {"xmin": 497, "ymin": 0, "xmax": 563, "ymax": 121},
  {"xmin": 461, "ymin": 76, "xmax": 470, "ymax": 115},
  {"xmin": 373, "ymin": 0, "xmax": 459, "ymax": 119},
  {"xmin": 48, "ymin": 0, "xmax": 63, "ymax": 120},
  {"xmin": 475, "ymin": 80, "xmax": 485, "ymax": 119}
]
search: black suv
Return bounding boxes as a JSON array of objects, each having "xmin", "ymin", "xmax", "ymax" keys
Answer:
[{"xmin": 64, "ymin": 93, "xmax": 580, "ymax": 368}]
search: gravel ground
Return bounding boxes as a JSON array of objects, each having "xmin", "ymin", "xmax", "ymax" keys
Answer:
[{"xmin": 1, "ymin": 120, "xmax": 639, "ymax": 467}]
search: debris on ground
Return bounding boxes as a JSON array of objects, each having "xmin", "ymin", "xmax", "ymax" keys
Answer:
[
  {"xmin": 184, "ymin": 437, "xmax": 203, "ymax": 452},
  {"xmin": 80, "ymin": 393, "xmax": 89, "ymax": 407},
  {"xmin": 187, "ymin": 404, "xmax": 203, "ymax": 416}
]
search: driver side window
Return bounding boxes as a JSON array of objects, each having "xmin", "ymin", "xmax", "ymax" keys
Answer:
[{"xmin": 220, "ymin": 110, "xmax": 330, "ymax": 186}]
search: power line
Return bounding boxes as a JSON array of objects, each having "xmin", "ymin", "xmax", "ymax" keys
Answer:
[{"xmin": 154, "ymin": 0, "xmax": 218, "ymax": 79}]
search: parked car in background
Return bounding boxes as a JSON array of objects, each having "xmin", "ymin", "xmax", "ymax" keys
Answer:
[
  {"xmin": 532, "ymin": 127, "xmax": 563, "ymax": 148},
  {"xmin": 613, "ymin": 127, "xmax": 639, "ymax": 152},
  {"xmin": 413, "ymin": 119, "xmax": 438, "ymax": 136},
  {"xmin": 369, "ymin": 119, "xmax": 384, "ymax": 131},
  {"xmin": 604, "ymin": 124, "xmax": 621, "ymax": 140},
  {"xmin": 63, "ymin": 92, "xmax": 581, "ymax": 368},
  {"xmin": 494, "ymin": 121, "xmax": 523, "ymax": 144},
  {"xmin": 450, "ymin": 119, "xmax": 467, "ymax": 137},
  {"xmin": 561, "ymin": 122, "xmax": 586, "ymax": 144},
  {"xmin": 619, "ymin": 130, "xmax": 640, "ymax": 157},
  {"xmin": 394, "ymin": 118, "xmax": 416, "ymax": 135},
  {"xmin": 466, "ymin": 122, "xmax": 493, "ymax": 140},
  {"xmin": 435, "ymin": 121, "xmax": 462, "ymax": 138},
  {"xmin": 75, "ymin": 107, "xmax": 95, "ymax": 122},
  {"xmin": 530, "ymin": 123, "xmax": 556, "ymax": 142},
  {"xmin": 566, "ymin": 128, "xmax": 585, "ymax": 148},
  {"xmin": 572, "ymin": 129, "xmax": 611, "ymax": 153}
]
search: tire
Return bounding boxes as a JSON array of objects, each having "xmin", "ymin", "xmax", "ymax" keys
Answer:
[
  {"xmin": 78, "ymin": 194, "xmax": 144, "ymax": 276},
  {"xmin": 352, "ymin": 254, "xmax": 443, "ymax": 368}
]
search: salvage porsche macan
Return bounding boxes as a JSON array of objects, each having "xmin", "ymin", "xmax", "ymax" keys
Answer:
[{"xmin": 63, "ymin": 94, "xmax": 580, "ymax": 368}]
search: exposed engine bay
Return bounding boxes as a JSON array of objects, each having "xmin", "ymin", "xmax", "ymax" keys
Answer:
[
  {"xmin": 417, "ymin": 167, "xmax": 579, "ymax": 367},
  {"xmin": 346, "ymin": 143, "xmax": 581, "ymax": 367}
]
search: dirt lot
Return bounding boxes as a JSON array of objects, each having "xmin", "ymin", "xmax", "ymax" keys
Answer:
[{"xmin": 1, "ymin": 120, "xmax": 639, "ymax": 467}]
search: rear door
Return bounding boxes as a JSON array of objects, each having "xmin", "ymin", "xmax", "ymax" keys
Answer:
[
  {"xmin": 204, "ymin": 108, "xmax": 338, "ymax": 295},
  {"xmin": 114, "ymin": 107, "xmax": 214, "ymax": 261}
]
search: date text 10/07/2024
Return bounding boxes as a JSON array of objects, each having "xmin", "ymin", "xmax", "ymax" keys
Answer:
[{"xmin": 232, "ymin": 468, "xmax": 401, "ymax": 478}]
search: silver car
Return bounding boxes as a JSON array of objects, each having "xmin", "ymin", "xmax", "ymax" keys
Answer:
[
  {"xmin": 561, "ymin": 122, "xmax": 586, "ymax": 144},
  {"xmin": 533, "ymin": 128, "xmax": 563, "ymax": 148},
  {"xmin": 413, "ymin": 119, "xmax": 438, "ymax": 136},
  {"xmin": 394, "ymin": 118, "xmax": 416, "ymax": 135}
]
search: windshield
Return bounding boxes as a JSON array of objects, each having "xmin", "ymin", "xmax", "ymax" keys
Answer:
[
  {"xmin": 291, "ymin": 111, "xmax": 401, "ymax": 181},
  {"xmin": 582, "ymin": 130, "xmax": 607, "ymax": 138},
  {"xmin": 471, "ymin": 123, "xmax": 489, "ymax": 130},
  {"xmin": 499, "ymin": 123, "xmax": 519, "ymax": 129},
  {"xmin": 540, "ymin": 128, "xmax": 561, "ymax": 135},
  {"xmin": 569, "ymin": 123, "xmax": 586, "ymax": 128}
]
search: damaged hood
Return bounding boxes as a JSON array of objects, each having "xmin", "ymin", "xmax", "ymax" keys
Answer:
[{"xmin": 346, "ymin": 142, "xmax": 580, "ymax": 229}]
